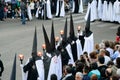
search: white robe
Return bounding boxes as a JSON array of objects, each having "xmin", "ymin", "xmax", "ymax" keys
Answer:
[
  {"xmin": 102, "ymin": 0, "xmax": 108, "ymax": 21},
  {"xmin": 76, "ymin": 39, "xmax": 83, "ymax": 59},
  {"xmin": 21, "ymin": 59, "xmax": 45, "ymax": 80},
  {"xmin": 56, "ymin": 55, "xmax": 62, "ymax": 80},
  {"xmin": 56, "ymin": 0, "xmax": 59, "ymax": 16},
  {"xmin": 35, "ymin": 7, "xmax": 39, "ymax": 18},
  {"xmin": 78, "ymin": 0, "xmax": 83, "ymax": 13},
  {"xmin": 85, "ymin": 3, "xmax": 91, "ymax": 21},
  {"xmin": 98, "ymin": 0, "xmax": 103, "ymax": 19},
  {"xmin": 27, "ymin": 5, "xmax": 32, "ymax": 20},
  {"xmin": 72, "ymin": 1, "xmax": 75, "ymax": 13},
  {"xmin": 20, "ymin": 59, "xmax": 31, "ymax": 80},
  {"xmin": 65, "ymin": 40, "xmax": 82, "ymax": 64},
  {"xmin": 46, "ymin": 0, "xmax": 52, "ymax": 19},
  {"xmin": 108, "ymin": 2, "xmax": 114, "ymax": 22},
  {"xmin": 56, "ymin": 0, "xmax": 65, "ymax": 17},
  {"xmin": 91, "ymin": 0, "xmax": 98, "ymax": 21},
  {"xmin": 20, "ymin": 64, "xmax": 28, "ymax": 80},
  {"xmin": 83, "ymin": 33, "xmax": 94, "ymax": 54},
  {"xmin": 35, "ymin": 59, "xmax": 44, "ymax": 80},
  {"xmin": 47, "ymin": 55, "xmax": 62, "ymax": 80},
  {"xmin": 85, "ymin": 0, "xmax": 98, "ymax": 21},
  {"xmin": 66, "ymin": 44, "xmax": 74, "ymax": 64},
  {"xmin": 113, "ymin": 0, "xmax": 120, "ymax": 23}
]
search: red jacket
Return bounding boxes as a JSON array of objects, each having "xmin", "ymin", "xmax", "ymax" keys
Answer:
[{"xmin": 116, "ymin": 36, "xmax": 120, "ymax": 42}]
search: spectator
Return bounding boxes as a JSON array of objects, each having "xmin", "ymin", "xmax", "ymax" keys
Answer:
[
  {"xmin": 107, "ymin": 61, "xmax": 117, "ymax": 77},
  {"xmin": 116, "ymin": 69, "xmax": 120, "ymax": 78},
  {"xmin": 99, "ymin": 49, "xmax": 111, "ymax": 65},
  {"xmin": 104, "ymin": 40, "xmax": 114, "ymax": 58},
  {"xmin": 82, "ymin": 65, "xmax": 90, "ymax": 80},
  {"xmin": 112, "ymin": 44, "xmax": 120, "ymax": 60},
  {"xmin": 112, "ymin": 75, "xmax": 119, "ymax": 80},
  {"xmin": 113, "ymin": 56, "xmax": 120, "ymax": 68},
  {"xmin": 116, "ymin": 57, "xmax": 120, "ymax": 68},
  {"xmin": 62, "ymin": 65, "xmax": 75, "ymax": 80},
  {"xmin": 109, "ymin": 41, "xmax": 115, "ymax": 51},
  {"xmin": 91, "ymin": 74, "xmax": 98, "ymax": 80},
  {"xmin": 105, "ymin": 68, "xmax": 112, "ymax": 80},
  {"xmin": 20, "ymin": 0, "xmax": 26, "ymax": 24},
  {"xmin": 29, "ymin": 0, "xmax": 35, "ymax": 16},
  {"xmin": 75, "ymin": 72, "xmax": 83, "ymax": 80},
  {"xmin": 88, "ymin": 62, "xmax": 101, "ymax": 79},
  {"xmin": 89, "ymin": 51, "xmax": 98, "ymax": 63},
  {"xmin": 94, "ymin": 43, "xmax": 100, "ymax": 54},
  {"xmin": 75, "ymin": 61, "xmax": 84, "ymax": 73},
  {"xmin": 50, "ymin": 74, "xmax": 57, "ymax": 80},
  {"xmin": 116, "ymin": 26, "xmax": 120, "ymax": 43},
  {"xmin": 97, "ymin": 56, "xmax": 108, "ymax": 80},
  {"xmin": 0, "ymin": 2, "xmax": 4, "ymax": 21},
  {"xmin": 7, "ymin": 5, "xmax": 12, "ymax": 18},
  {"xmin": 4, "ymin": 4, "xmax": 8, "ymax": 19}
]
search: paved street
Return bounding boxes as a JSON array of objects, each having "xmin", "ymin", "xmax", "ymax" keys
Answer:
[{"xmin": 0, "ymin": 10, "xmax": 119, "ymax": 80}]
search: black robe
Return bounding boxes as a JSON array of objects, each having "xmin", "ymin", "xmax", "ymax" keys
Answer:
[
  {"xmin": 42, "ymin": 1, "xmax": 49, "ymax": 20},
  {"xmin": 23, "ymin": 58, "xmax": 38, "ymax": 80},
  {"xmin": 43, "ymin": 53, "xmax": 51, "ymax": 80},
  {"xmin": 57, "ymin": 41, "xmax": 70, "ymax": 66},
  {"xmin": 51, "ymin": 0, "xmax": 57, "ymax": 14},
  {"xmin": 74, "ymin": 0, "xmax": 79, "ymax": 13},
  {"xmin": 56, "ymin": 0, "xmax": 63, "ymax": 17},
  {"xmin": 67, "ymin": 36, "xmax": 78, "ymax": 62},
  {"xmin": 79, "ymin": 35, "xmax": 85, "ymax": 50}
]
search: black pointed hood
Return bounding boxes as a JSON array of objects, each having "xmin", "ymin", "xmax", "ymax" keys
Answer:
[
  {"xmin": 84, "ymin": 9, "xmax": 92, "ymax": 37},
  {"xmin": 85, "ymin": 9, "xmax": 91, "ymax": 33},
  {"xmin": 50, "ymin": 21, "xmax": 55, "ymax": 51},
  {"xmin": 10, "ymin": 54, "xmax": 16, "ymax": 80},
  {"xmin": 69, "ymin": 13, "xmax": 75, "ymax": 39},
  {"xmin": 32, "ymin": 27, "xmax": 37, "ymax": 58},
  {"xmin": 63, "ymin": 18, "xmax": 68, "ymax": 42},
  {"xmin": 42, "ymin": 25, "xmax": 51, "ymax": 53}
]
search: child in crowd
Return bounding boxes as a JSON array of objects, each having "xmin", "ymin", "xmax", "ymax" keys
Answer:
[
  {"xmin": 4, "ymin": 4, "xmax": 8, "ymax": 19},
  {"xmin": 7, "ymin": 5, "xmax": 12, "ymax": 18}
]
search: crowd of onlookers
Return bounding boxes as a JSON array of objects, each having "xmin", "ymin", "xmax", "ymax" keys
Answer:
[
  {"xmin": 0, "ymin": 1, "xmax": 21, "ymax": 20},
  {"xmin": 0, "ymin": 0, "xmax": 73, "ymax": 21},
  {"xmin": 55, "ymin": 27, "xmax": 120, "ymax": 80}
]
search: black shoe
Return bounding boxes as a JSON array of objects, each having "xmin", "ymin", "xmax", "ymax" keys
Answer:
[{"xmin": 55, "ymin": 16, "xmax": 60, "ymax": 18}]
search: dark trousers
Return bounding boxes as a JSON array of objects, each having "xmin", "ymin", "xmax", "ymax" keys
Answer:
[{"xmin": 0, "ymin": 7, "xmax": 4, "ymax": 20}]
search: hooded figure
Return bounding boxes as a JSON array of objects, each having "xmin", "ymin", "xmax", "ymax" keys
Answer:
[
  {"xmin": 48, "ymin": 22, "xmax": 62, "ymax": 80},
  {"xmin": 23, "ymin": 27, "xmax": 38, "ymax": 80},
  {"xmin": 66, "ymin": 14, "xmax": 78, "ymax": 63},
  {"xmin": 83, "ymin": 10, "xmax": 94, "ymax": 54},
  {"xmin": 42, "ymin": 0, "xmax": 52, "ymax": 19},
  {"xmin": 42, "ymin": 25, "xmax": 52, "ymax": 80},
  {"xmin": 84, "ymin": 9, "xmax": 92, "ymax": 37},
  {"xmin": 42, "ymin": 23, "xmax": 62, "ymax": 80},
  {"xmin": 57, "ymin": 18, "xmax": 70, "ymax": 67},
  {"xmin": 77, "ymin": 26, "xmax": 85, "ymax": 50},
  {"xmin": 55, "ymin": 0, "xmax": 65, "ymax": 17}
]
